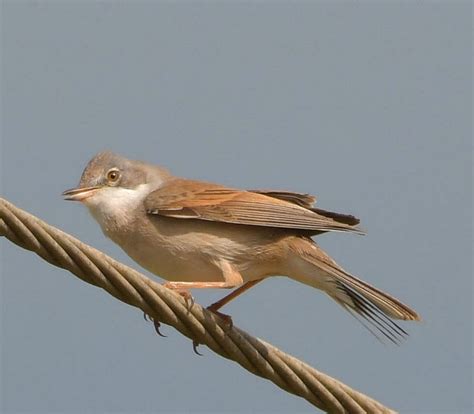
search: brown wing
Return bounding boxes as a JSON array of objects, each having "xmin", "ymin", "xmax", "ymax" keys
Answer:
[
  {"xmin": 144, "ymin": 179, "xmax": 363, "ymax": 234},
  {"xmin": 249, "ymin": 190, "xmax": 316, "ymax": 208},
  {"xmin": 251, "ymin": 190, "xmax": 360, "ymax": 226}
]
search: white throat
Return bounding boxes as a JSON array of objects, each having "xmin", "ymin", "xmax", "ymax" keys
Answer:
[{"xmin": 84, "ymin": 183, "xmax": 152, "ymax": 234}]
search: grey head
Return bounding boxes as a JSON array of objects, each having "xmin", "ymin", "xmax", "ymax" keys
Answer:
[
  {"xmin": 63, "ymin": 151, "xmax": 171, "ymax": 202},
  {"xmin": 63, "ymin": 152, "xmax": 172, "ymax": 232}
]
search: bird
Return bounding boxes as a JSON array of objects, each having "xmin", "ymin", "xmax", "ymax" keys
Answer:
[{"xmin": 63, "ymin": 151, "xmax": 420, "ymax": 342}]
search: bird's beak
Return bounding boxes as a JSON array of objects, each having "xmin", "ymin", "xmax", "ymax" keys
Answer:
[{"xmin": 62, "ymin": 186, "xmax": 101, "ymax": 201}]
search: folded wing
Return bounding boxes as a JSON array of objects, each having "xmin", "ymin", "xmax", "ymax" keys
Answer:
[
  {"xmin": 252, "ymin": 189, "xmax": 360, "ymax": 226},
  {"xmin": 144, "ymin": 179, "xmax": 363, "ymax": 234}
]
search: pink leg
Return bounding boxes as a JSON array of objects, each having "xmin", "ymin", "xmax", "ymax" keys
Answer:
[
  {"xmin": 207, "ymin": 279, "xmax": 264, "ymax": 312},
  {"xmin": 206, "ymin": 279, "xmax": 265, "ymax": 328},
  {"xmin": 164, "ymin": 280, "xmax": 241, "ymax": 290},
  {"xmin": 163, "ymin": 261, "xmax": 244, "ymax": 307}
]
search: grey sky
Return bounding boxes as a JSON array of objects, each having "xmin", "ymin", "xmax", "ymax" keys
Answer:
[{"xmin": 1, "ymin": 2, "xmax": 472, "ymax": 413}]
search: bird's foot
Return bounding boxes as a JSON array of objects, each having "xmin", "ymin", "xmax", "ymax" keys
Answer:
[
  {"xmin": 206, "ymin": 304, "xmax": 234, "ymax": 330},
  {"xmin": 163, "ymin": 282, "xmax": 195, "ymax": 310},
  {"xmin": 190, "ymin": 307, "xmax": 233, "ymax": 356}
]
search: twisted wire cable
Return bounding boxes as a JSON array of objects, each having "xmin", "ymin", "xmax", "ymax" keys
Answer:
[{"xmin": 0, "ymin": 197, "xmax": 396, "ymax": 413}]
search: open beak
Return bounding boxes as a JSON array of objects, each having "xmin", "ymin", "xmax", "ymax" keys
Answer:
[{"xmin": 62, "ymin": 186, "xmax": 101, "ymax": 201}]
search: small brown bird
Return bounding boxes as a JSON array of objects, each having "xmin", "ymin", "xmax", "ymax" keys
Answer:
[{"xmin": 63, "ymin": 151, "xmax": 420, "ymax": 342}]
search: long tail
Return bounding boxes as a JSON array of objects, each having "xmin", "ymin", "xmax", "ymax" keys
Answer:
[{"xmin": 289, "ymin": 238, "xmax": 421, "ymax": 343}]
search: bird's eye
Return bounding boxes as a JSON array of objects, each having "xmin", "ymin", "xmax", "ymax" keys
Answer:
[{"xmin": 106, "ymin": 169, "xmax": 120, "ymax": 183}]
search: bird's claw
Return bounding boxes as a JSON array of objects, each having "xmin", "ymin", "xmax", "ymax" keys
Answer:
[
  {"xmin": 206, "ymin": 306, "xmax": 234, "ymax": 330},
  {"xmin": 143, "ymin": 312, "xmax": 167, "ymax": 337},
  {"xmin": 192, "ymin": 340, "xmax": 203, "ymax": 356},
  {"xmin": 153, "ymin": 320, "xmax": 167, "ymax": 337}
]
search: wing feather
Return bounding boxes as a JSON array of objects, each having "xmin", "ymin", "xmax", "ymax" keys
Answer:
[{"xmin": 144, "ymin": 179, "xmax": 363, "ymax": 234}]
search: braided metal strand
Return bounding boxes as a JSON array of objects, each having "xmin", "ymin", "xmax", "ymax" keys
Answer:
[{"xmin": 0, "ymin": 197, "xmax": 395, "ymax": 413}]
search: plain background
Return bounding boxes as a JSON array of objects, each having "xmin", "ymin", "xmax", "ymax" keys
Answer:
[{"xmin": 1, "ymin": 1, "xmax": 472, "ymax": 413}]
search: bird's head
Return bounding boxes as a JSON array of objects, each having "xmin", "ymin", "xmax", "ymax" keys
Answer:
[{"xmin": 63, "ymin": 151, "xmax": 170, "ymax": 230}]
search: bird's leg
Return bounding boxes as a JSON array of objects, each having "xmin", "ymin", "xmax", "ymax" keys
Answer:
[
  {"xmin": 165, "ymin": 263, "xmax": 245, "ymax": 324},
  {"xmin": 207, "ymin": 279, "xmax": 264, "ymax": 313},
  {"xmin": 166, "ymin": 276, "xmax": 245, "ymax": 355},
  {"xmin": 164, "ymin": 267, "xmax": 261, "ymax": 354},
  {"xmin": 163, "ymin": 280, "xmax": 241, "ymax": 320},
  {"xmin": 205, "ymin": 279, "xmax": 264, "ymax": 329}
]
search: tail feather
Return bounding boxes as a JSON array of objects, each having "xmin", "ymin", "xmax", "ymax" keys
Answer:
[
  {"xmin": 334, "ymin": 282, "xmax": 409, "ymax": 344},
  {"xmin": 333, "ymin": 268, "xmax": 420, "ymax": 322},
  {"xmin": 290, "ymin": 238, "xmax": 420, "ymax": 342}
]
